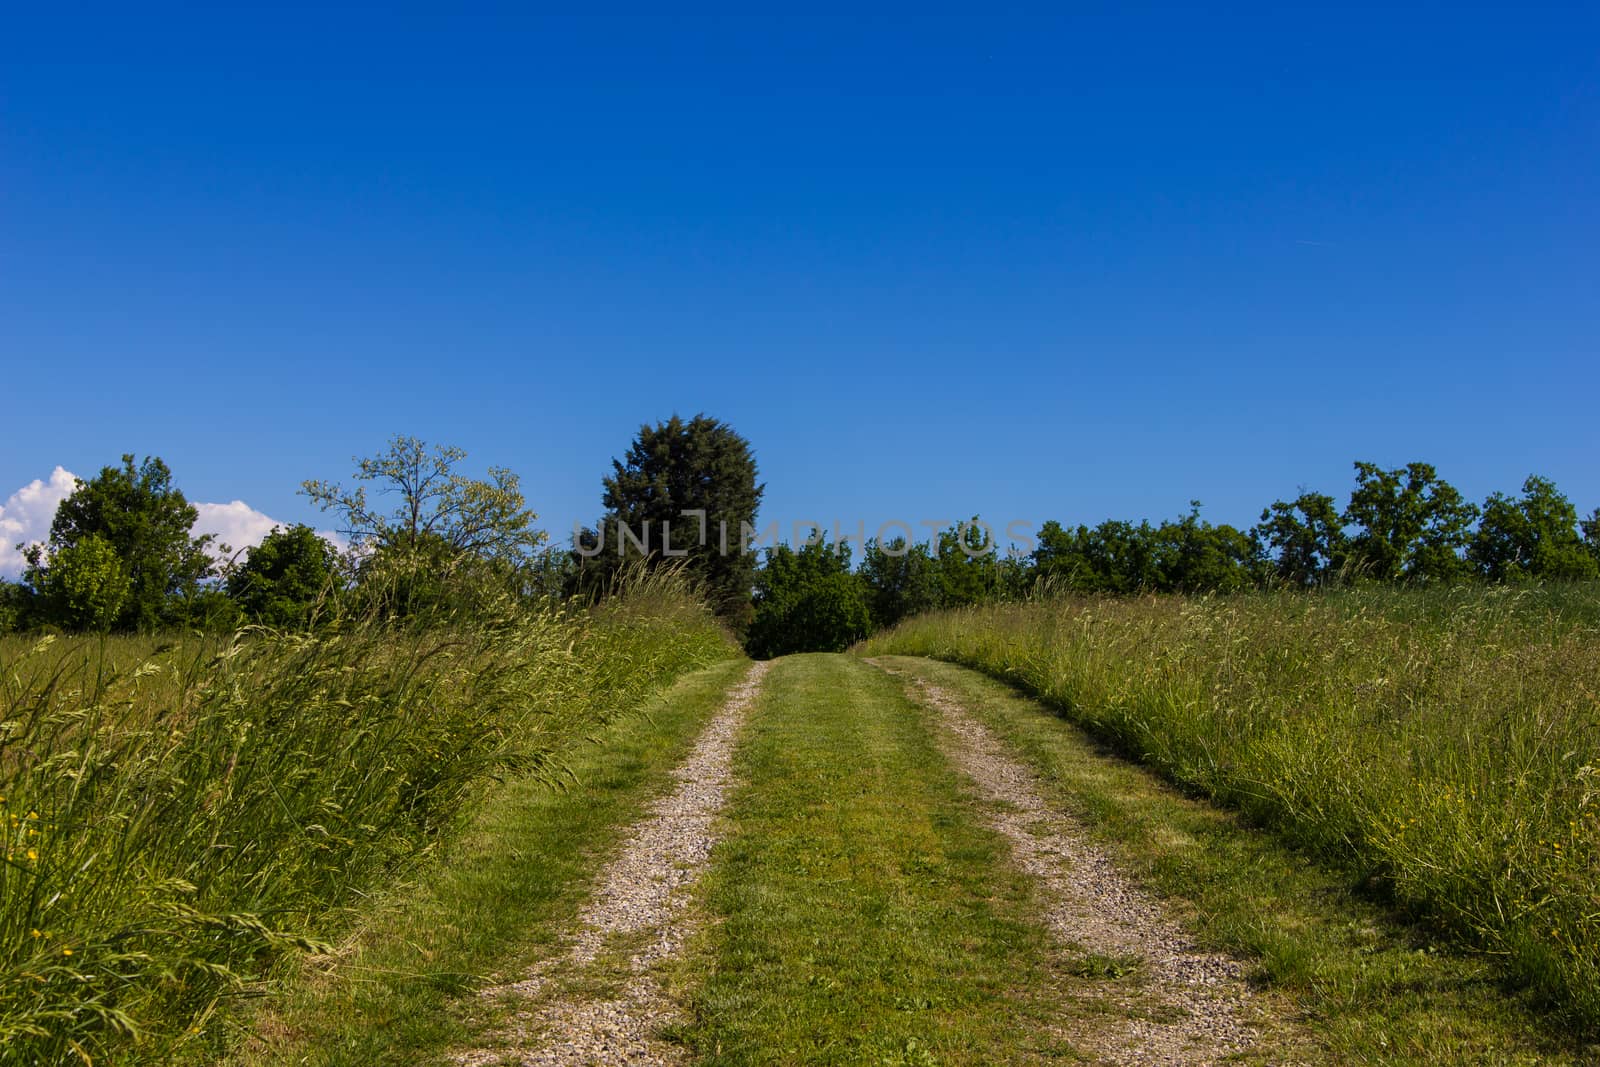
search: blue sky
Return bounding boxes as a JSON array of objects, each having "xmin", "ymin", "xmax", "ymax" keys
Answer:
[{"xmin": 3, "ymin": 9, "xmax": 1596, "ymax": 569}]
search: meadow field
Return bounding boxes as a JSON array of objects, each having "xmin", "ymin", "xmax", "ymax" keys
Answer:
[
  {"xmin": 860, "ymin": 584, "xmax": 1600, "ymax": 1032},
  {"xmin": 0, "ymin": 579, "xmax": 737, "ymax": 1064}
]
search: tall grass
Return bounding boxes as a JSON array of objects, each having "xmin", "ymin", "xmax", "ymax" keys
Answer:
[
  {"xmin": 861, "ymin": 584, "xmax": 1600, "ymax": 1035},
  {"xmin": 0, "ymin": 576, "xmax": 736, "ymax": 1063}
]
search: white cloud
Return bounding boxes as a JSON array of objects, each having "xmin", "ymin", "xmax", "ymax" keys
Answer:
[
  {"xmin": 193, "ymin": 500, "xmax": 290, "ymax": 567},
  {"xmin": 0, "ymin": 467, "xmax": 80, "ymax": 578},
  {"xmin": 1, "ymin": 469, "xmax": 345, "ymax": 578},
  {"xmin": 193, "ymin": 502, "xmax": 347, "ymax": 567}
]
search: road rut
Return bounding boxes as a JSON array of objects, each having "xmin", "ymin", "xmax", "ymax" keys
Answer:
[{"xmin": 457, "ymin": 661, "xmax": 769, "ymax": 1066}]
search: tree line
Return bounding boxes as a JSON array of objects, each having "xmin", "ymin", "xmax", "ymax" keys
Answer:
[
  {"xmin": 0, "ymin": 438, "xmax": 549, "ymax": 634},
  {"xmin": 1036, "ymin": 463, "xmax": 1599, "ymax": 593},
  {"xmin": 4, "ymin": 421, "xmax": 1598, "ymax": 651},
  {"xmin": 0, "ymin": 418, "xmax": 761, "ymax": 635},
  {"xmin": 742, "ymin": 462, "xmax": 1600, "ymax": 656}
]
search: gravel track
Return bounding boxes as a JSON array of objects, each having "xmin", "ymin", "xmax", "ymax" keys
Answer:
[
  {"xmin": 875, "ymin": 661, "xmax": 1267, "ymax": 1066},
  {"xmin": 456, "ymin": 661, "xmax": 769, "ymax": 1066}
]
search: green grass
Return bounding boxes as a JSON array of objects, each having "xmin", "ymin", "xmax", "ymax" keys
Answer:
[
  {"xmin": 676, "ymin": 653, "xmax": 1079, "ymax": 1065},
  {"xmin": 859, "ymin": 585, "xmax": 1600, "ymax": 1040},
  {"xmin": 0, "ymin": 579, "xmax": 737, "ymax": 1064},
  {"xmin": 230, "ymin": 656, "xmax": 753, "ymax": 1066},
  {"xmin": 877, "ymin": 654, "xmax": 1595, "ymax": 1064}
]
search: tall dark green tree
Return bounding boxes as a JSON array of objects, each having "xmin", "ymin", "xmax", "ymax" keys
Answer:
[
  {"xmin": 1343, "ymin": 461, "xmax": 1477, "ymax": 584},
  {"xmin": 1254, "ymin": 491, "xmax": 1347, "ymax": 587},
  {"xmin": 22, "ymin": 455, "xmax": 213, "ymax": 630},
  {"xmin": 1469, "ymin": 475, "xmax": 1597, "ymax": 582},
  {"xmin": 594, "ymin": 414, "xmax": 763, "ymax": 626},
  {"xmin": 227, "ymin": 524, "xmax": 344, "ymax": 628}
]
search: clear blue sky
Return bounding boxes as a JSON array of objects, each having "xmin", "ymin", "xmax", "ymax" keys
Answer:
[{"xmin": 3, "ymin": 9, "xmax": 1596, "ymax": 558}]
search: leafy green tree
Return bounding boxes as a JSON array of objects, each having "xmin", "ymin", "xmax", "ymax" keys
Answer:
[
  {"xmin": 303, "ymin": 436, "xmax": 544, "ymax": 615},
  {"xmin": 227, "ymin": 524, "xmax": 343, "ymax": 628},
  {"xmin": 1254, "ymin": 491, "xmax": 1347, "ymax": 587},
  {"xmin": 1584, "ymin": 508, "xmax": 1600, "ymax": 566},
  {"xmin": 519, "ymin": 545, "xmax": 581, "ymax": 602},
  {"xmin": 0, "ymin": 579, "xmax": 30, "ymax": 632},
  {"xmin": 593, "ymin": 414, "xmax": 763, "ymax": 626},
  {"xmin": 859, "ymin": 537, "xmax": 943, "ymax": 629},
  {"xmin": 1152, "ymin": 503, "xmax": 1259, "ymax": 593},
  {"xmin": 752, "ymin": 538, "xmax": 853, "ymax": 605},
  {"xmin": 1091, "ymin": 520, "xmax": 1163, "ymax": 592},
  {"xmin": 1034, "ymin": 519, "xmax": 1163, "ymax": 593},
  {"xmin": 781, "ymin": 572, "xmax": 872, "ymax": 653},
  {"xmin": 0, "ymin": 582, "xmax": 28, "ymax": 632},
  {"xmin": 37, "ymin": 534, "xmax": 132, "ymax": 631},
  {"xmin": 352, "ymin": 532, "xmax": 463, "ymax": 617},
  {"xmin": 174, "ymin": 586, "xmax": 245, "ymax": 633},
  {"xmin": 1343, "ymin": 461, "xmax": 1478, "ymax": 584},
  {"xmin": 1032, "ymin": 520, "xmax": 1094, "ymax": 590},
  {"xmin": 929, "ymin": 519, "xmax": 1023, "ymax": 606},
  {"xmin": 746, "ymin": 539, "xmax": 868, "ymax": 658},
  {"xmin": 22, "ymin": 455, "xmax": 212, "ymax": 630},
  {"xmin": 303, "ymin": 436, "xmax": 544, "ymax": 564},
  {"xmin": 1469, "ymin": 475, "xmax": 1598, "ymax": 582}
]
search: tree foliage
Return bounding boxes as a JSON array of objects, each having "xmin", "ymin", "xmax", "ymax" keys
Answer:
[
  {"xmin": 4, "ymin": 442, "xmax": 1595, "ymax": 641},
  {"xmin": 302, "ymin": 436, "xmax": 544, "ymax": 616},
  {"xmin": 1150, "ymin": 503, "xmax": 1257, "ymax": 593},
  {"xmin": 746, "ymin": 540, "xmax": 869, "ymax": 658},
  {"xmin": 227, "ymin": 524, "xmax": 343, "ymax": 629},
  {"xmin": 592, "ymin": 414, "xmax": 763, "ymax": 626},
  {"xmin": 1343, "ymin": 461, "xmax": 1478, "ymax": 584},
  {"xmin": 0, "ymin": 579, "xmax": 30, "ymax": 633},
  {"xmin": 859, "ymin": 537, "xmax": 943, "ymax": 629},
  {"xmin": 1033, "ymin": 519, "xmax": 1160, "ymax": 593},
  {"xmin": 303, "ymin": 436, "xmax": 544, "ymax": 564},
  {"xmin": 1031, "ymin": 507, "xmax": 1255, "ymax": 595},
  {"xmin": 930, "ymin": 519, "xmax": 1030, "ymax": 605},
  {"xmin": 39, "ymin": 534, "xmax": 131, "ymax": 631},
  {"xmin": 1469, "ymin": 475, "xmax": 1597, "ymax": 582},
  {"xmin": 22, "ymin": 455, "xmax": 212, "ymax": 631},
  {"xmin": 1254, "ymin": 491, "xmax": 1347, "ymax": 588}
]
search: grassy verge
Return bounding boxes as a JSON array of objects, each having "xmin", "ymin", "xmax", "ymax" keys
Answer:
[
  {"xmin": 675, "ymin": 653, "xmax": 1076, "ymax": 1065},
  {"xmin": 876, "ymin": 655, "xmax": 1594, "ymax": 1064},
  {"xmin": 230, "ymin": 657, "xmax": 752, "ymax": 1066},
  {"xmin": 0, "ymin": 581, "xmax": 736, "ymax": 1064},
  {"xmin": 859, "ymin": 586, "xmax": 1600, "ymax": 1039}
]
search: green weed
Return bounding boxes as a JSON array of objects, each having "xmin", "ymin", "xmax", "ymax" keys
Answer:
[
  {"xmin": 0, "ymin": 577, "xmax": 735, "ymax": 1063},
  {"xmin": 860, "ymin": 584, "xmax": 1600, "ymax": 1037}
]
